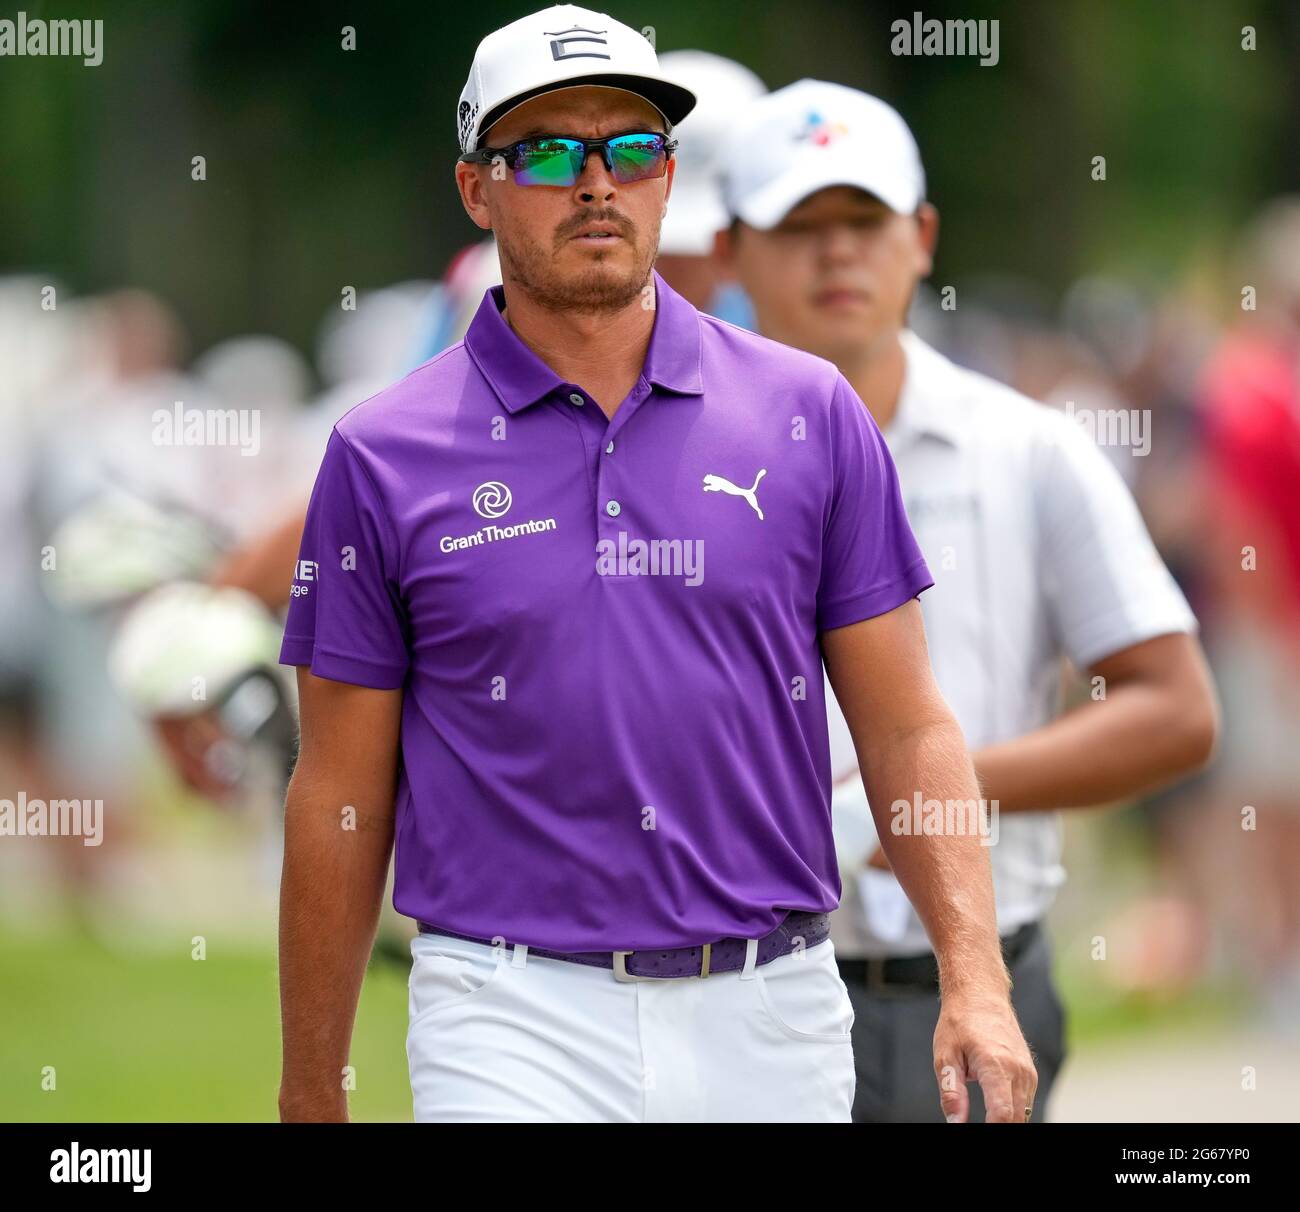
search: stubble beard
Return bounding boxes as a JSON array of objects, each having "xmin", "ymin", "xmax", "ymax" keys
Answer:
[{"xmin": 498, "ymin": 223, "xmax": 658, "ymax": 316}]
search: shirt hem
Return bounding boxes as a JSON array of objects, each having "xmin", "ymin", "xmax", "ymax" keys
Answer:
[
  {"xmin": 1065, "ymin": 607, "xmax": 1197, "ymax": 670},
  {"xmin": 278, "ymin": 635, "xmax": 407, "ymax": 689},
  {"xmin": 401, "ymin": 901, "xmax": 838, "ymax": 954},
  {"xmin": 818, "ymin": 557, "xmax": 935, "ymax": 632}
]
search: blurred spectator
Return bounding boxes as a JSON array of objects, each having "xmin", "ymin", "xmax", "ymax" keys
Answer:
[{"xmin": 1195, "ymin": 197, "xmax": 1300, "ymax": 1021}]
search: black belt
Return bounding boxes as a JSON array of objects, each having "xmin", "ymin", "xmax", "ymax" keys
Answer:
[{"xmin": 836, "ymin": 921, "xmax": 1040, "ymax": 992}]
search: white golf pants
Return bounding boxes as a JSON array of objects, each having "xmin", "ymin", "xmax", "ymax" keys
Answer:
[{"xmin": 406, "ymin": 930, "xmax": 856, "ymax": 1122}]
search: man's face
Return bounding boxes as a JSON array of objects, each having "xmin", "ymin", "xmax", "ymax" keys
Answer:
[
  {"xmin": 455, "ymin": 86, "xmax": 674, "ymax": 314},
  {"xmin": 726, "ymin": 187, "xmax": 936, "ymax": 364}
]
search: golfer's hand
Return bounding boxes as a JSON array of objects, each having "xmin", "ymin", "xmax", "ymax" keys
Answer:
[
  {"xmin": 932, "ymin": 993, "xmax": 1037, "ymax": 1123},
  {"xmin": 151, "ymin": 713, "xmax": 241, "ymax": 803}
]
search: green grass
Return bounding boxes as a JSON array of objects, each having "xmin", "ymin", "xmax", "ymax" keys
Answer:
[
  {"xmin": 1, "ymin": 919, "xmax": 1251, "ymax": 1121},
  {"xmin": 0, "ymin": 925, "xmax": 413, "ymax": 1122},
  {"xmin": 1055, "ymin": 965, "xmax": 1248, "ymax": 1047}
]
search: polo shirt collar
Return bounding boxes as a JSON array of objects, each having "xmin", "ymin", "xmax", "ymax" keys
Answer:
[
  {"xmin": 888, "ymin": 329, "xmax": 972, "ymax": 448},
  {"xmin": 464, "ymin": 268, "xmax": 704, "ymax": 414}
]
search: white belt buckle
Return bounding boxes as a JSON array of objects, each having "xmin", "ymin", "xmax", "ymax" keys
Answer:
[{"xmin": 613, "ymin": 943, "xmax": 712, "ymax": 983}]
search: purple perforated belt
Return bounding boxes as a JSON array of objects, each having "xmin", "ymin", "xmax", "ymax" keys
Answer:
[{"xmin": 416, "ymin": 909, "xmax": 832, "ymax": 982}]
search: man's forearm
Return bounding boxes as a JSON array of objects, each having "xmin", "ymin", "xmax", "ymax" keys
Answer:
[
  {"xmin": 859, "ymin": 715, "xmax": 1009, "ymax": 1002},
  {"xmin": 279, "ymin": 770, "xmax": 395, "ymax": 1120},
  {"xmin": 973, "ymin": 687, "xmax": 1215, "ymax": 813},
  {"xmin": 974, "ymin": 638, "xmax": 1218, "ymax": 812}
]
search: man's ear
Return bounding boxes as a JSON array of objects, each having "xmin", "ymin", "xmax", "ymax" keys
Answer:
[
  {"xmin": 915, "ymin": 202, "xmax": 939, "ymax": 277},
  {"xmin": 455, "ymin": 162, "xmax": 494, "ymax": 232}
]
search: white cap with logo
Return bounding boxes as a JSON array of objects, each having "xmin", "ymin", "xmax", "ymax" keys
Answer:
[
  {"xmin": 719, "ymin": 78, "xmax": 925, "ymax": 229},
  {"xmin": 457, "ymin": 5, "xmax": 697, "ymax": 154}
]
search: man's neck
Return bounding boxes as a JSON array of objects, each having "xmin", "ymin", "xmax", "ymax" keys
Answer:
[
  {"xmin": 499, "ymin": 277, "xmax": 655, "ymax": 420},
  {"xmin": 841, "ymin": 330, "xmax": 908, "ymax": 433}
]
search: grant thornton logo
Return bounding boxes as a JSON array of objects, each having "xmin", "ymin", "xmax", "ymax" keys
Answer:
[
  {"xmin": 0, "ymin": 11, "xmax": 103, "ymax": 66},
  {"xmin": 472, "ymin": 481, "xmax": 512, "ymax": 520}
]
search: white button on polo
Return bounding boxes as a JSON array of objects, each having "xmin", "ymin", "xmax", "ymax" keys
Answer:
[
  {"xmin": 569, "ymin": 393, "xmax": 585, "ymax": 406},
  {"xmin": 605, "ymin": 440, "xmax": 615, "ymax": 454},
  {"xmin": 605, "ymin": 500, "xmax": 621, "ymax": 517}
]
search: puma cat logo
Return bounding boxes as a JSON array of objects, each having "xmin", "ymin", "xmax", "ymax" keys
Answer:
[{"xmin": 702, "ymin": 469, "xmax": 767, "ymax": 521}]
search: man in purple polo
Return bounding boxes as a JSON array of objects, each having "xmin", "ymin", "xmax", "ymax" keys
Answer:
[{"xmin": 277, "ymin": 4, "xmax": 1035, "ymax": 1124}]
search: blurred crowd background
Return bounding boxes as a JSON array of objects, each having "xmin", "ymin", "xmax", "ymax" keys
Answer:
[{"xmin": 2, "ymin": 0, "xmax": 1299, "ymax": 1121}]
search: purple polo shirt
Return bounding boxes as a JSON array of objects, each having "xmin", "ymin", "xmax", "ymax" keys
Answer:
[{"xmin": 280, "ymin": 269, "xmax": 932, "ymax": 952}]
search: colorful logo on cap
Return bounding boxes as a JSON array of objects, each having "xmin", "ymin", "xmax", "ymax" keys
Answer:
[{"xmin": 794, "ymin": 110, "xmax": 849, "ymax": 147}]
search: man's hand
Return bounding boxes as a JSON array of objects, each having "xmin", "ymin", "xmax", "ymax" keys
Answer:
[
  {"xmin": 823, "ymin": 601, "xmax": 1032, "ymax": 1121},
  {"xmin": 857, "ymin": 844, "xmax": 1035, "ymax": 1121},
  {"xmin": 934, "ymin": 991, "xmax": 1038, "ymax": 1123},
  {"xmin": 151, "ymin": 712, "xmax": 241, "ymax": 802}
]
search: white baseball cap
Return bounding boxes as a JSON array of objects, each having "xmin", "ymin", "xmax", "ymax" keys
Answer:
[
  {"xmin": 457, "ymin": 5, "xmax": 697, "ymax": 154},
  {"xmin": 719, "ymin": 79, "xmax": 926, "ymax": 229},
  {"xmin": 656, "ymin": 51, "xmax": 767, "ymax": 255}
]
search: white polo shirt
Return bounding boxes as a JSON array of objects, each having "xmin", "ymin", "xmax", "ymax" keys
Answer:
[{"xmin": 826, "ymin": 330, "xmax": 1197, "ymax": 959}]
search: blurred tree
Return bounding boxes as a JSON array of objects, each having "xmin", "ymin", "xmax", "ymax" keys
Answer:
[{"xmin": 0, "ymin": 0, "xmax": 1291, "ymax": 358}]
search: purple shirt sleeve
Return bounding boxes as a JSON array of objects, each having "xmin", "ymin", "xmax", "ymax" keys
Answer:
[
  {"xmin": 817, "ymin": 372, "xmax": 933, "ymax": 631},
  {"xmin": 278, "ymin": 428, "xmax": 410, "ymax": 689}
]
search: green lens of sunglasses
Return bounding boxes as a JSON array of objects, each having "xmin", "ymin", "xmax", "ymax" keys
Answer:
[
  {"xmin": 515, "ymin": 138, "xmax": 586, "ymax": 185},
  {"xmin": 513, "ymin": 135, "xmax": 668, "ymax": 186},
  {"xmin": 607, "ymin": 134, "xmax": 668, "ymax": 182}
]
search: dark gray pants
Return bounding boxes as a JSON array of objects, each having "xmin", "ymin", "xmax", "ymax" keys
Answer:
[{"xmin": 839, "ymin": 923, "xmax": 1067, "ymax": 1123}]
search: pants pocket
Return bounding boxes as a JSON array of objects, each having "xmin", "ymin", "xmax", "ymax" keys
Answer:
[
  {"xmin": 407, "ymin": 937, "xmax": 508, "ymax": 1029},
  {"xmin": 753, "ymin": 941, "xmax": 855, "ymax": 1044}
]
